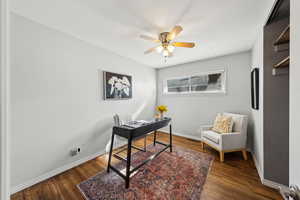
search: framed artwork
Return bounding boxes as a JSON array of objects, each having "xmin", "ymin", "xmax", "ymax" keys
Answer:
[
  {"xmin": 103, "ymin": 71, "xmax": 132, "ymax": 100},
  {"xmin": 251, "ymin": 68, "xmax": 259, "ymax": 110},
  {"xmin": 164, "ymin": 70, "xmax": 226, "ymax": 94}
]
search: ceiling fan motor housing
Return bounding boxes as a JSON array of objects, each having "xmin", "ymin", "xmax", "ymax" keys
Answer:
[{"xmin": 159, "ymin": 32, "xmax": 170, "ymax": 45}]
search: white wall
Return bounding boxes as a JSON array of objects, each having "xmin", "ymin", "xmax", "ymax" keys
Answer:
[
  {"xmin": 251, "ymin": 29, "xmax": 264, "ymax": 178},
  {"xmin": 0, "ymin": 0, "xmax": 10, "ymax": 199},
  {"xmin": 290, "ymin": 0, "xmax": 300, "ymax": 185},
  {"xmin": 157, "ymin": 51, "xmax": 252, "ymax": 141},
  {"xmin": 10, "ymin": 14, "xmax": 156, "ymax": 190}
]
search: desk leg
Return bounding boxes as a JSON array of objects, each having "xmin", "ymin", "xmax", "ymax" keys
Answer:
[
  {"xmin": 125, "ymin": 136, "xmax": 132, "ymax": 188},
  {"xmin": 169, "ymin": 124, "xmax": 173, "ymax": 152},
  {"xmin": 107, "ymin": 132, "xmax": 115, "ymax": 173},
  {"xmin": 153, "ymin": 131, "xmax": 157, "ymax": 146}
]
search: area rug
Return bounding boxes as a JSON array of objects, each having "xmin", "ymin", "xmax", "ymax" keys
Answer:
[{"xmin": 77, "ymin": 144, "xmax": 214, "ymax": 200}]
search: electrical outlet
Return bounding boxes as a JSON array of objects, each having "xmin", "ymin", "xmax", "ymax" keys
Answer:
[{"xmin": 70, "ymin": 146, "xmax": 81, "ymax": 157}]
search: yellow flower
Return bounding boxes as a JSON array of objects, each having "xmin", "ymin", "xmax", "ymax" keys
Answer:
[{"xmin": 156, "ymin": 105, "xmax": 168, "ymax": 113}]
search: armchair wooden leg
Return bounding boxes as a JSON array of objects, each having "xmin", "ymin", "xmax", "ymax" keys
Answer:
[
  {"xmin": 201, "ymin": 142, "xmax": 204, "ymax": 150},
  {"xmin": 242, "ymin": 150, "xmax": 248, "ymax": 160},
  {"xmin": 220, "ymin": 151, "xmax": 224, "ymax": 162}
]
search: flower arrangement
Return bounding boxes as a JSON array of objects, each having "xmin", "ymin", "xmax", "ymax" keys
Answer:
[
  {"xmin": 157, "ymin": 105, "xmax": 168, "ymax": 113},
  {"xmin": 156, "ymin": 105, "xmax": 168, "ymax": 119}
]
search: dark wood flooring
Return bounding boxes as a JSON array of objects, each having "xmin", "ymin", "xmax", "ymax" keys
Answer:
[{"xmin": 11, "ymin": 132, "xmax": 283, "ymax": 200}]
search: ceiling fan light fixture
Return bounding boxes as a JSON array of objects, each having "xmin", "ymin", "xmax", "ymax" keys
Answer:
[
  {"xmin": 163, "ymin": 49, "xmax": 169, "ymax": 57},
  {"xmin": 167, "ymin": 45, "xmax": 175, "ymax": 52},
  {"xmin": 156, "ymin": 46, "xmax": 163, "ymax": 53}
]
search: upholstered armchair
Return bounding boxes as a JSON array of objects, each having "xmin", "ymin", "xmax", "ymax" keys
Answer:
[{"xmin": 200, "ymin": 113, "xmax": 248, "ymax": 162}]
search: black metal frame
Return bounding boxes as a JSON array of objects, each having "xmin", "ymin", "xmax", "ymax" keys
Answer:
[
  {"xmin": 112, "ymin": 139, "xmax": 147, "ymax": 162},
  {"xmin": 107, "ymin": 118, "xmax": 172, "ymax": 188}
]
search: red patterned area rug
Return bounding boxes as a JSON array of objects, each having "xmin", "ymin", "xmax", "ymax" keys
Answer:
[{"xmin": 77, "ymin": 144, "xmax": 214, "ymax": 200}]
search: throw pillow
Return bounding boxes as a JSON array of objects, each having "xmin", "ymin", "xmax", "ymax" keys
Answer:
[{"xmin": 212, "ymin": 114, "xmax": 233, "ymax": 134}]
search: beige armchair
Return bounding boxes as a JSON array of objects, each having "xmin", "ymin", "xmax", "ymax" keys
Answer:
[{"xmin": 200, "ymin": 113, "xmax": 248, "ymax": 162}]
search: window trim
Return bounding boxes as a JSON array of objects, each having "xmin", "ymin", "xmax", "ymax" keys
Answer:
[{"xmin": 163, "ymin": 69, "xmax": 227, "ymax": 95}]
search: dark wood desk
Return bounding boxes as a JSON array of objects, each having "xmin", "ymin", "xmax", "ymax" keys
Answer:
[{"xmin": 107, "ymin": 118, "xmax": 172, "ymax": 188}]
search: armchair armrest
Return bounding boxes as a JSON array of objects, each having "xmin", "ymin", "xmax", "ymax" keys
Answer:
[
  {"xmin": 200, "ymin": 125, "xmax": 213, "ymax": 132},
  {"xmin": 199, "ymin": 125, "xmax": 213, "ymax": 140},
  {"xmin": 220, "ymin": 132, "xmax": 247, "ymax": 151}
]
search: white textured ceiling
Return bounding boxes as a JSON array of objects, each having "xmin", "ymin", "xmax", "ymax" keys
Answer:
[{"xmin": 11, "ymin": 0, "xmax": 275, "ymax": 68}]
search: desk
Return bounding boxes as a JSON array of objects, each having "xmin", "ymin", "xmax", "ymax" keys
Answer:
[{"xmin": 107, "ymin": 117, "xmax": 172, "ymax": 188}]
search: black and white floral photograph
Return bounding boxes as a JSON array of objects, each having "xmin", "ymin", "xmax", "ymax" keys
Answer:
[{"xmin": 103, "ymin": 71, "xmax": 132, "ymax": 100}]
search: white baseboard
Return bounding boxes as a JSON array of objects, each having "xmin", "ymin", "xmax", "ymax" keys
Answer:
[
  {"xmin": 161, "ymin": 131, "xmax": 288, "ymax": 191},
  {"xmin": 11, "ymin": 149, "xmax": 105, "ymax": 194},
  {"xmin": 11, "ymin": 133, "xmax": 288, "ymax": 194},
  {"xmin": 161, "ymin": 133, "xmax": 288, "ymax": 191},
  {"xmin": 251, "ymin": 152, "xmax": 264, "ymax": 182},
  {"xmin": 251, "ymin": 152, "xmax": 288, "ymax": 191},
  {"xmin": 262, "ymin": 178, "xmax": 289, "ymax": 191}
]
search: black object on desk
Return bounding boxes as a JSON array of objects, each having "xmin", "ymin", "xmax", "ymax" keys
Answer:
[{"xmin": 107, "ymin": 117, "xmax": 172, "ymax": 188}]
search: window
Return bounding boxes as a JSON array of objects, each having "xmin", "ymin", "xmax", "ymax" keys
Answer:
[
  {"xmin": 164, "ymin": 70, "xmax": 226, "ymax": 94},
  {"xmin": 167, "ymin": 77, "xmax": 190, "ymax": 93}
]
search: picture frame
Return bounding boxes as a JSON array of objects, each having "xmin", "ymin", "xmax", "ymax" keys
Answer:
[
  {"xmin": 251, "ymin": 68, "xmax": 259, "ymax": 110},
  {"xmin": 103, "ymin": 71, "xmax": 132, "ymax": 100}
]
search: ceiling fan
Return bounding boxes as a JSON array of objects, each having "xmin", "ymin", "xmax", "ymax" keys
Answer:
[{"xmin": 140, "ymin": 25, "xmax": 195, "ymax": 58}]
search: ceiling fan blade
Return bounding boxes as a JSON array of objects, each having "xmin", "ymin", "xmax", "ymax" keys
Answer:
[
  {"xmin": 140, "ymin": 35, "xmax": 160, "ymax": 43},
  {"xmin": 172, "ymin": 42, "xmax": 195, "ymax": 48},
  {"xmin": 167, "ymin": 25, "xmax": 183, "ymax": 41},
  {"xmin": 144, "ymin": 46, "xmax": 159, "ymax": 54}
]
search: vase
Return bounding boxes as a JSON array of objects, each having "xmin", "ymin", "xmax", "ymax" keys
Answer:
[{"xmin": 160, "ymin": 112, "xmax": 164, "ymax": 119}]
